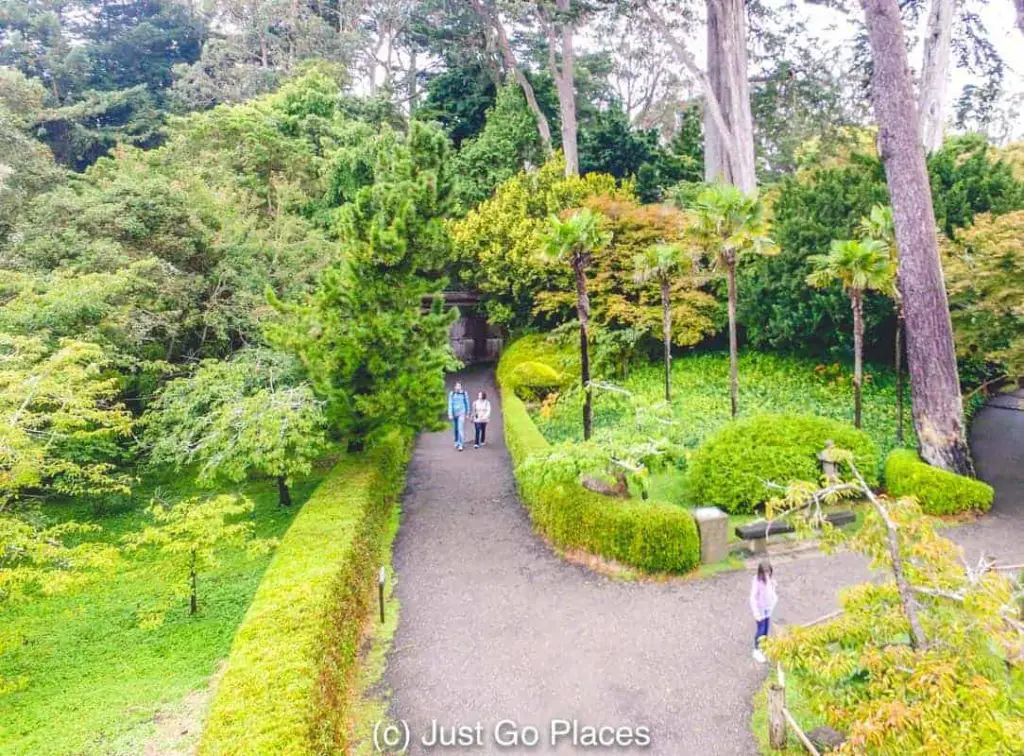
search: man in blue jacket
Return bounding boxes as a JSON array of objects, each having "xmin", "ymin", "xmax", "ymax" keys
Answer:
[{"xmin": 447, "ymin": 381, "xmax": 470, "ymax": 451}]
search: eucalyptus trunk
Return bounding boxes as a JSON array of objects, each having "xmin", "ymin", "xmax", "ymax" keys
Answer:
[
  {"xmin": 660, "ymin": 277, "xmax": 672, "ymax": 403},
  {"xmin": 919, "ymin": 0, "xmax": 954, "ymax": 153},
  {"xmin": 550, "ymin": 0, "xmax": 579, "ymax": 176},
  {"xmin": 573, "ymin": 257, "xmax": 593, "ymax": 440},
  {"xmin": 861, "ymin": 0, "xmax": 974, "ymax": 475},
  {"xmin": 277, "ymin": 475, "xmax": 292, "ymax": 507},
  {"xmin": 851, "ymin": 290, "xmax": 865, "ymax": 429},
  {"xmin": 704, "ymin": 0, "xmax": 756, "ymax": 193},
  {"xmin": 726, "ymin": 259, "xmax": 739, "ymax": 417}
]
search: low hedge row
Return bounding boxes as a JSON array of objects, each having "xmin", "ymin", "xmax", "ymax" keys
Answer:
[
  {"xmin": 884, "ymin": 448, "xmax": 994, "ymax": 515},
  {"xmin": 685, "ymin": 414, "xmax": 879, "ymax": 514},
  {"xmin": 501, "ymin": 382, "xmax": 700, "ymax": 574},
  {"xmin": 199, "ymin": 429, "xmax": 411, "ymax": 755}
]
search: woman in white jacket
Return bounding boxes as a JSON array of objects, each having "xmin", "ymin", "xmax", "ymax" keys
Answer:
[
  {"xmin": 472, "ymin": 391, "xmax": 491, "ymax": 449},
  {"xmin": 750, "ymin": 561, "xmax": 778, "ymax": 663}
]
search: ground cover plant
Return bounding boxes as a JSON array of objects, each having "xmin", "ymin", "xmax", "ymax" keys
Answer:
[
  {"xmin": 531, "ymin": 337, "xmax": 911, "ymax": 479},
  {"xmin": 0, "ymin": 468, "xmax": 327, "ymax": 754}
]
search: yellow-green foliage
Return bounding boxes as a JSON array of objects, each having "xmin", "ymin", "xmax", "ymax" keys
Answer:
[
  {"xmin": 686, "ymin": 414, "xmax": 878, "ymax": 514},
  {"xmin": 508, "ymin": 360, "xmax": 565, "ymax": 400},
  {"xmin": 452, "ymin": 156, "xmax": 630, "ymax": 326},
  {"xmin": 199, "ymin": 430, "xmax": 411, "ymax": 755},
  {"xmin": 496, "ymin": 333, "xmax": 579, "ymax": 388},
  {"xmin": 942, "ymin": 210, "xmax": 1024, "ymax": 380},
  {"xmin": 884, "ymin": 449, "xmax": 993, "ymax": 515},
  {"xmin": 499, "ymin": 342, "xmax": 699, "ymax": 574}
]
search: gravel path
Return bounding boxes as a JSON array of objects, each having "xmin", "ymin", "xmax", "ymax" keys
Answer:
[{"xmin": 383, "ymin": 375, "xmax": 1023, "ymax": 755}]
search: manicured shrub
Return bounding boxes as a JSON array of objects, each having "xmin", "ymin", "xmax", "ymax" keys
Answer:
[
  {"xmin": 199, "ymin": 429, "xmax": 411, "ymax": 756},
  {"xmin": 501, "ymin": 379, "xmax": 699, "ymax": 574},
  {"xmin": 884, "ymin": 448, "xmax": 993, "ymax": 516},
  {"xmin": 685, "ymin": 414, "xmax": 878, "ymax": 514},
  {"xmin": 509, "ymin": 360, "xmax": 565, "ymax": 400},
  {"xmin": 496, "ymin": 332, "xmax": 578, "ymax": 389}
]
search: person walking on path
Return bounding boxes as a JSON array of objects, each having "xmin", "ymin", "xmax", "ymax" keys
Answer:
[
  {"xmin": 750, "ymin": 561, "xmax": 777, "ymax": 663},
  {"xmin": 472, "ymin": 391, "xmax": 492, "ymax": 449},
  {"xmin": 448, "ymin": 382, "xmax": 470, "ymax": 451}
]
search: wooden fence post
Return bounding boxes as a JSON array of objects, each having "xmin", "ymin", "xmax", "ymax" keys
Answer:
[{"xmin": 768, "ymin": 682, "xmax": 787, "ymax": 750}]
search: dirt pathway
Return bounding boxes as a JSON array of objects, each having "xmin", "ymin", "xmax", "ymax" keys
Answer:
[{"xmin": 382, "ymin": 375, "xmax": 1023, "ymax": 755}]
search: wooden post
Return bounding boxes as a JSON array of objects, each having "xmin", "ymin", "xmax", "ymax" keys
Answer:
[{"xmin": 768, "ymin": 683, "xmax": 787, "ymax": 749}]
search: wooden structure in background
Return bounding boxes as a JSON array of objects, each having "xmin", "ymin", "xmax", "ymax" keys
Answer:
[{"xmin": 424, "ymin": 291, "xmax": 504, "ymax": 364}]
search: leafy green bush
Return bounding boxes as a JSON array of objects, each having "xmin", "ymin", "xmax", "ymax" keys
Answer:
[
  {"xmin": 497, "ymin": 333, "xmax": 579, "ymax": 388},
  {"xmin": 685, "ymin": 414, "xmax": 878, "ymax": 514},
  {"xmin": 884, "ymin": 449, "xmax": 993, "ymax": 516},
  {"xmin": 500, "ymin": 379, "xmax": 699, "ymax": 574},
  {"xmin": 508, "ymin": 360, "xmax": 564, "ymax": 400},
  {"xmin": 199, "ymin": 429, "xmax": 411, "ymax": 755}
]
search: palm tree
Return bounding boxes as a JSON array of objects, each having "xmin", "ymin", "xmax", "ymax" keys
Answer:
[
  {"xmin": 634, "ymin": 242, "xmax": 685, "ymax": 402},
  {"xmin": 859, "ymin": 204, "xmax": 905, "ymax": 443},
  {"xmin": 807, "ymin": 239, "xmax": 892, "ymax": 429},
  {"xmin": 693, "ymin": 184, "xmax": 773, "ymax": 417},
  {"xmin": 541, "ymin": 208, "xmax": 611, "ymax": 440}
]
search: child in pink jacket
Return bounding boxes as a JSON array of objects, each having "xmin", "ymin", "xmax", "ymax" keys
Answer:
[{"xmin": 750, "ymin": 561, "xmax": 778, "ymax": 663}]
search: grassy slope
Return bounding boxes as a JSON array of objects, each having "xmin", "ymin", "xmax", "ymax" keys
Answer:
[{"xmin": 0, "ymin": 467, "xmax": 331, "ymax": 756}]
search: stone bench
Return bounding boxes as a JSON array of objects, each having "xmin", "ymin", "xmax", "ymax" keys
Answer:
[{"xmin": 735, "ymin": 510, "xmax": 856, "ymax": 555}]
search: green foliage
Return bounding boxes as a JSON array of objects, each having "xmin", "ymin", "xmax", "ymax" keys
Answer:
[
  {"xmin": 0, "ymin": 336, "xmax": 134, "ymax": 508},
  {"xmin": 766, "ymin": 473, "xmax": 1022, "ymax": 753},
  {"xmin": 0, "ymin": 513, "xmax": 116, "ymax": 607},
  {"xmin": 686, "ymin": 414, "xmax": 878, "ymax": 514},
  {"xmin": 200, "ymin": 430, "xmax": 411, "ymax": 756},
  {"xmin": 928, "ymin": 134, "xmax": 1024, "ymax": 237},
  {"xmin": 452, "ymin": 155, "xmax": 628, "ymax": 327},
  {"xmin": 806, "ymin": 239, "xmax": 892, "ymax": 296},
  {"xmin": 269, "ymin": 120, "xmax": 460, "ymax": 442},
  {"xmin": 508, "ymin": 360, "xmax": 566, "ymax": 401},
  {"xmin": 884, "ymin": 449, "xmax": 993, "ymax": 516},
  {"xmin": 942, "ymin": 210, "xmax": 1024, "ymax": 382},
  {"xmin": 143, "ymin": 350, "xmax": 327, "ymax": 502},
  {"xmin": 123, "ymin": 493, "xmax": 273, "ymax": 621},
  {"xmin": 540, "ymin": 206, "xmax": 611, "ymax": 267},
  {"xmin": 453, "ymin": 82, "xmax": 544, "ymax": 209},
  {"xmin": 0, "ymin": 468, "xmax": 315, "ymax": 753},
  {"xmin": 501, "ymin": 385, "xmax": 699, "ymax": 574}
]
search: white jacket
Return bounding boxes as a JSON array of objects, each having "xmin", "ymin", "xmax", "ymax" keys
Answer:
[{"xmin": 473, "ymin": 399, "xmax": 491, "ymax": 423}]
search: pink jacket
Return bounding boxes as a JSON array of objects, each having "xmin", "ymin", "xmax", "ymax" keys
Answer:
[{"xmin": 750, "ymin": 576, "xmax": 778, "ymax": 620}]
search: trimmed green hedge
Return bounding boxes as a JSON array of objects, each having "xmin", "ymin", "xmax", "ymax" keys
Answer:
[
  {"xmin": 501, "ymin": 375, "xmax": 699, "ymax": 574},
  {"xmin": 884, "ymin": 448, "xmax": 994, "ymax": 515},
  {"xmin": 685, "ymin": 414, "xmax": 879, "ymax": 514},
  {"xmin": 508, "ymin": 360, "xmax": 565, "ymax": 400},
  {"xmin": 199, "ymin": 429, "xmax": 411, "ymax": 755}
]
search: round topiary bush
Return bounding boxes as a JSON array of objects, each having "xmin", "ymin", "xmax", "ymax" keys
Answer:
[
  {"xmin": 684, "ymin": 414, "xmax": 879, "ymax": 514},
  {"xmin": 884, "ymin": 448, "xmax": 993, "ymax": 515},
  {"xmin": 509, "ymin": 360, "xmax": 565, "ymax": 401}
]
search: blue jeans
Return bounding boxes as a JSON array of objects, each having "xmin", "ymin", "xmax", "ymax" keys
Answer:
[
  {"xmin": 452, "ymin": 415, "xmax": 465, "ymax": 447},
  {"xmin": 755, "ymin": 617, "xmax": 770, "ymax": 649}
]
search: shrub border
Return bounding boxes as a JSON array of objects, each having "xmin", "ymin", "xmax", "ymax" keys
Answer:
[
  {"xmin": 199, "ymin": 430, "xmax": 411, "ymax": 755},
  {"xmin": 884, "ymin": 448, "xmax": 994, "ymax": 516},
  {"xmin": 499, "ymin": 367, "xmax": 699, "ymax": 574}
]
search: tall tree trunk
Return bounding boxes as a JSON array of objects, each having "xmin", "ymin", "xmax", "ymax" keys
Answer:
[
  {"xmin": 574, "ymin": 258, "xmax": 592, "ymax": 440},
  {"xmin": 547, "ymin": 0, "xmax": 579, "ymax": 176},
  {"xmin": 919, "ymin": 0, "xmax": 954, "ymax": 153},
  {"xmin": 852, "ymin": 291, "xmax": 864, "ymax": 429},
  {"xmin": 895, "ymin": 306, "xmax": 905, "ymax": 443},
  {"xmin": 726, "ymin": 260, "xmax": 739, "ymax": 417},
  {"xmin": 861, "ymin": 0, "xmax": 974, "ymax": 475},
  {"xmin": 277, "ymin": 475, "xmax": 292, "ymax": 507},
  {"xmin": 471, "ymin": 0, "xmax": 553, "ymax": 154},
  {"xmin": 1017, "ymin": 0, "xmax": 1024, "ymax": 36},
  {"xmin": 661, "ymin": 277, "xmax": 672, "ymax": 402},
  {"xmin": 704, "ymin": 0, "xmax": 756, "ymax": 193}
]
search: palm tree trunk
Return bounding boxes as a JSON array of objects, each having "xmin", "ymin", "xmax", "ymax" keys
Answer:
[
  {"xmin": 574, "ymin": 259, "xmax": 592, "ymax": 440},
  {"xmin": 661, "ymin": 277, "xmax": 672, "ymax": 402},
  {"xmin": 726, "ymin": 261, "xmax": 739, "ymax": 417},
  {"xmin": 277, "ymin": 475, "xmax": 292, "ymax": 507},
  {"xmin": 895, "ymin": 306, "xmax": 904, "ymax": 443},
  {"xmin": 189, "ymin": 550, "xmax": 198, "ymax": 616},
  {"xmin": 852, "ymin": 291, "xmax": 864, "ymax": 429}
]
